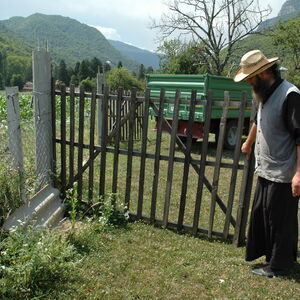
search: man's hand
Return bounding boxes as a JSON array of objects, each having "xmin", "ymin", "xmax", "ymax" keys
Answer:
[
  {"xmin": 292, "ymin": 171, "xmax": 300, "ymax": 197},
  {"xmin": 241, "ymin": 141, "xmax": 252, "ymax": 159}
]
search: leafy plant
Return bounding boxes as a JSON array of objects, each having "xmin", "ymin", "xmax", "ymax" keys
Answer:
[
  {"xmin": 0, "ymin": 157, "xmax": 23, "ymax": 227},
  {"xmin": 0, "ymin": 224, "xmax": 80, "ymax": 299},
  {"xmin": 65, "ymin": 185, "xmax": 79, "ymax": 231},
  {"xmin": 64, "ymin": 189, "xmax": 129, "ymax": 230}
]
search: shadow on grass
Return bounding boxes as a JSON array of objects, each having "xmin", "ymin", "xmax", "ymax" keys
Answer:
[{"xmin": 251, "ymin": 262, "xmax": 300, "ymax": 282}]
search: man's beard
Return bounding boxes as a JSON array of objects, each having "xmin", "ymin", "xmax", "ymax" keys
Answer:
[{"xmin": 252, "ymin": 75, "xmax": 270, "ymax": 105}]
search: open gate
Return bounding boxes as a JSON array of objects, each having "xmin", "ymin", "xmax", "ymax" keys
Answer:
[{"xmin": 52, "ymin": 83, "xmax": 256, "ymax": 246}]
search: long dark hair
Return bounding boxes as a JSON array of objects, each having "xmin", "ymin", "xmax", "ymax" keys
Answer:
[{"xmin": 267, "ymin": 63, "xmax": 281, "ymax": 81}]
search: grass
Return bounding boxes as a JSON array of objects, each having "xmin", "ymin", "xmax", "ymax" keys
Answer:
[
  {"xmin": 1, "ymin": 91, "xmax": 299, "ymax": 298},
  {"xmin": 45, "ymin": 221, "xmax": 300, "ymax": 300}
]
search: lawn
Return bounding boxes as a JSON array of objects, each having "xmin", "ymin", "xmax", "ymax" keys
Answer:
[{"xmin": 48, "ymin": 221, "xmax": 300, "ymax": 300}]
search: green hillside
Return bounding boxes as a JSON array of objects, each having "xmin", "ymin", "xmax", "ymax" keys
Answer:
[
  {"xmin": 0, "ymin": 23, "xmax": 31, "ymax": 57},
  {"xmin": 0, "ymin": 13, "xmax": 140, "ymax": 72}
]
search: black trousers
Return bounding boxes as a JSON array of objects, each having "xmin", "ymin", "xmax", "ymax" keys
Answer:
[{"xmin": 246, "ymin": 176, "xmax": 299, "ymax": 269}]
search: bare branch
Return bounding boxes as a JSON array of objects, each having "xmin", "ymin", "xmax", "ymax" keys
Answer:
[{"xmin": 151, "ymin": 0, "xmax": 271, "ymax": 75}]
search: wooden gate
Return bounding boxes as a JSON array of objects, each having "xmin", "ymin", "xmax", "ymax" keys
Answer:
[{"xmin": 52, "ymin": 83, "xmax": 256, "ymax": 246}]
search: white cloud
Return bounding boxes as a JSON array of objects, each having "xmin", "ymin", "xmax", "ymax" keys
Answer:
[{"xmin": 89, "ymin": 25, "xmax": 121, "ymax": 40}]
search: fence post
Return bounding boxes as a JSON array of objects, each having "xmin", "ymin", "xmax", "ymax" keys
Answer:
[
  {"xmin": 5, "ymin": 86, "xmax": 26, "ymax": 202},
  {"xmin": 97, "ymin": 70, "xmax": 104, "ymax": 143},
  {"xmin": 32, "ymin": 48, "xmax": 53, "ymax": 189}
]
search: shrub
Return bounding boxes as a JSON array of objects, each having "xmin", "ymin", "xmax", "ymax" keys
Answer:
[
  {"xmin": 0, "ymin": 224, "xmax": 80, "ymax": 299},
  {"xmin": 64, "ymin": 190, "xmax": 129, "ymax": 231},
  {"xmin": 0, "ymin": 159, "xmax": 23, "ymax": 227}
]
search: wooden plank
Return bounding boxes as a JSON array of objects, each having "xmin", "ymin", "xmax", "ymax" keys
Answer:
[
  {"xmin": 163, "ymin": 89, "xmax": 181, "ymax": 228},
  {"xmin": 60, "ymin": 84, "xmax": 67, "ymax": 193},
  {"xmin": 51, "ymin": 78, "xmax": 57, "ymax": 188},
  {"xmin": 177, "ymin": 90, "xmax": 197, "ymax": 231},
  {"xmin": 137, "ymin": 89, "xmax": 150, "ymax": 219},
  {"xmin": 192, "ymin": 91, "xmax": 213, "ymax": 234},
  {"xmin": 56, "ymin": 139, "xmax": 244, "ymax": 170},
  {"xmin": 77, "ymin": 85, "xmax": 85, "ymax": 200},
  {"xmin": 112, "ymin": 89, "xmax": 123, "ymax": 193},
  {"xmin": 68, "ymin": 85, "xmax": 75, "ymax": 187},
  {"xmin": 208, "ymin": 91, "xmax": 230, "ymax": 239},
  {"xmin": 150, "ymin": 89, "xmax": 166, "ymax": 222},
  {"xmin": 223, "ymin": 92, "xmax": 247, "ymax": 240},
  {"xmin": 99, "ymin": 86, "xmax": 109, "ymax": 197},
  {"xmin": 125, "ymin": 89, "xmax": 137, "ymax": 208},
  {"xmin": 88, "ymin": 87, "xmax": 97, "ymax": 201},
  {"xmin": 233, "ymin": 99, "xmax": 256, "ymax": 247}
]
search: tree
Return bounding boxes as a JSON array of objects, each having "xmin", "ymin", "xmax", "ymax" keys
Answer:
[
  {"xmin": 6, "ymin": 56, "xmax": 29, "ymax": 86},
  {"xmin": 78, "ymin": 60, "xmax": 92, "ymax": 81},
  {"xmin": 272, "ymin": 19, "xmax": 300, "ymax": 70},
  {"xmin": 104, "ymin": 61, "xmax": 112, "ymax": 72},
  {"xmin": 10, "ymin": 74, "xmax": 24, "ymax": 90},
  {"xmin": 152, "ymin": 0, "xmax": 271, "ymax": 75},
  {"xmin": 90, "ymin": 57, "xmax": 103, "ymax": 77},
  {"xmin": 58, "ymin": 60, "xmax": 69, "ymax": 85},
  {"xmin": 117, "ymin": 61, "xmax": 123, "ymax": 68},
  {"xmin": 70, "ymin": 74, "xmax": 79, "ymax": 86},
  {"xmin": 106, "ymin": 67, "xmax": 143, "ymax": 91},
  {"xmin": 157, "ymin": 40, "xmax": 207, "ymax": 74},
  {"xmin": 138, "ymin": 64, "xmax": 145, "ymax": 80},
  {"xmin": 74, "ymin": 61, "xmax": 81, "ymax": 75},
  {"xmin": 146, "ymin": 66, "xmax": 154, "ymax": 74},
  {"xmin": 80, "ymin": 77, "xmax": 97, "ymax": 92},
  {"xmin": 0, "ymin": 73, "xmax": 4, "ymax": 89},
  {"xmin": 0, "ymin": 51, "xmax": 7, "ymax": 85}
]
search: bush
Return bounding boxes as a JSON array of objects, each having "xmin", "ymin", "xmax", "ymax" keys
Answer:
[
  {"xmin": 10, "ymin": 74, "xmax": 25, "ymax": 91},
  {"xmin": 64, "ymin": 190, "xmax": 129, "ymax": 231},
  {"xmin": 0, "ymin": 224, "xmax": 80, "ymax": 299},
  {"xmin": 0, "ymin": 159, "xmax": 23, "ymax": 227},
  {"xmin": 80, "ymin": 77, "xmax": 97, "ymax": 92}
]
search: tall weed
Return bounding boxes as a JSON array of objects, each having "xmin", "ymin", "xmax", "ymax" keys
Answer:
[{"xmin": 0, "ymin": 224, "xmax": 80, "ymax": 299}]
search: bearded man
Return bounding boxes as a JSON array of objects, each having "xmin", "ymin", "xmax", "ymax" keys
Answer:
[{"xmin": 234, "ymin": 50, "xmax": 300, "ymax": 278}]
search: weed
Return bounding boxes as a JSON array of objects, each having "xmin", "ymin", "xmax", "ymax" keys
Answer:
[
  {"xmin": 0, "ymin": 223, "xmax": 80, "ymax": 299},
  {"xmin": 64, "ymin": 189, "xmax": 129, "ymax": 231}
]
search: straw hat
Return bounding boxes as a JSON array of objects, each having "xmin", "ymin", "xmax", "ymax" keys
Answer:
[{"xmin": 234, "ymin": 50, "xmax": 279, "ymax": 82}]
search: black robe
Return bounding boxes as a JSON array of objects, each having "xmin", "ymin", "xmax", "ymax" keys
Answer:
[{"xmin": 246, "ymin": 176, "xmax": 299, "ymax": 269}]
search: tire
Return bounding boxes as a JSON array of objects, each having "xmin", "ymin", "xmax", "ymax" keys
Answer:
[{"xmin": 223, "ymin": 120, "xmax": 238, "ymax": 150}]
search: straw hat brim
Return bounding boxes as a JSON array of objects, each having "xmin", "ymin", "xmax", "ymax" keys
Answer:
[{"xmin": 234, "ymin": 57, "xmax": 279, "ymax": 82}]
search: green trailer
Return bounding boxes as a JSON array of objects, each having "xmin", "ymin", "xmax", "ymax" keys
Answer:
[{"xmin": 146, "ymin": 74, "xmax": 253, "ymax": 150}]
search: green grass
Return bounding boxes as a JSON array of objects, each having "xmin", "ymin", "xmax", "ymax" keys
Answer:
[{"xmin": 45, "ymin": 221, "xmax": 300, "ymax": 300}]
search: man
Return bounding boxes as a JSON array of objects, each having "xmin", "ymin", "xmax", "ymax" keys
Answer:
[{"xmin": 234, "ymin": 49, "xmax": 300, "ymax": 278}]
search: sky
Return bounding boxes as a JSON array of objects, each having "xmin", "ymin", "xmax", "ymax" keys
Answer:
[{"xmin": 0, "ymin": 0, "xmax": 287, "ymax": 52}]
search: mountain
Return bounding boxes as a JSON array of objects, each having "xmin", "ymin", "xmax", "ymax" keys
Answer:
[
  {"xmin": 0, "ymin": 23, "xmax": 31, "ymax": 57},
  {"xmin": 108, "ymin": 39, "xmax": 160, "ymax": 69},
  {"xmin": 0, "ymin": 13, "xmax": 140, "ymax": 71},
  {"xmin": 259, "ymin": 0, "xmax": 300, "ymax": 30}
]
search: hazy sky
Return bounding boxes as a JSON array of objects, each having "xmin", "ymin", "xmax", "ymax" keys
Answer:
[{"xmin": 0, "ymin": 0, "xmax": 287, "ymax": 51}]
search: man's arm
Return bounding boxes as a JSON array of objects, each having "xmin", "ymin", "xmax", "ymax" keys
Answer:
[
  {"xmin": 241, "ymin": 123, "xmax": 257, "ymax": 159},
  {"xmin": 292, "ymin": 145, "xmax": 300, "ymax": 197}
]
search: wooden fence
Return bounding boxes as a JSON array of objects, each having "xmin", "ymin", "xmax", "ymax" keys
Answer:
[{"xmin": 52, "ymin": 83, "xmax": 256, "ymax": 246}]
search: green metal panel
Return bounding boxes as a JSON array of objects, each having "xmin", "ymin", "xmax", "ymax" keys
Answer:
[{"xmin": 146, "ymin": 74, "xmax": 252, "ymax": 122}]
